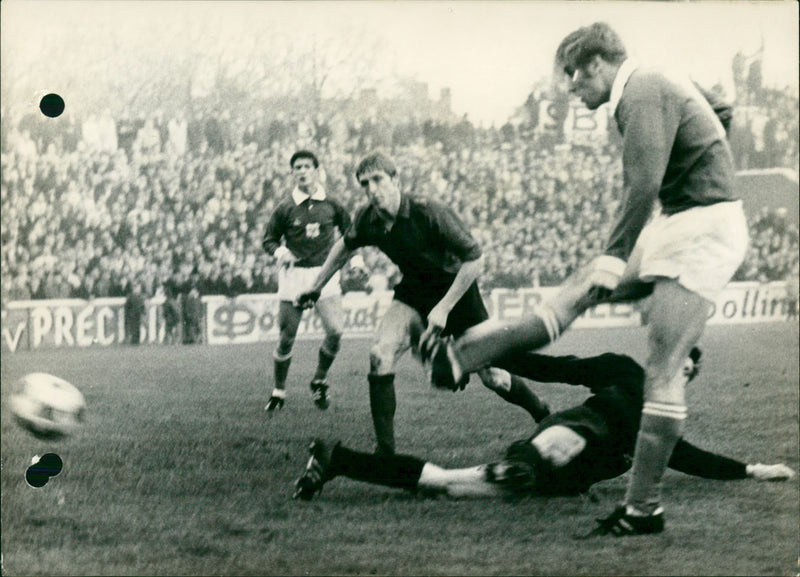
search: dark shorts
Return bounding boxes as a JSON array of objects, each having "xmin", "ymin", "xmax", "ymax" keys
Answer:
[
  {"xmin": 511, "ymin": 405, "xmax": 629, "ymax": 495},
  {"xmin": 533, "ymin": 405, "xmax": 610, "ymax": 442},
  {"xmin": 392, "ymin": 281, "xmax": 488, "ymax": 337}
]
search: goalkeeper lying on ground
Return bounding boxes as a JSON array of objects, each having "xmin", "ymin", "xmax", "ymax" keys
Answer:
[{"xmin": 293, "ymin": 349, "xmax": 794, "ymax": 519}]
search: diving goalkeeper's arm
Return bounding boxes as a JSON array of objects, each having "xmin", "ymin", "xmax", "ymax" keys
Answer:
[{"xmin": 668, "ymin": 439, "xmax": 795, "ymax": 481}]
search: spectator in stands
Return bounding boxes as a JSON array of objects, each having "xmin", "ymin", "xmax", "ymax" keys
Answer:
[
  {"xmin": 162, "ymin": 280, "xmax": 182, "ymax": 344},
  {"xmin": 124, "ymin": 281, "xmax": 148, "ymax": 345},
  {"xmin": 2, "ymin": 275, "xmax": 32, "ymax": 303},
  {"xmin": 182, "ymin": 285, "xmax": 204, "ymax": 344},
  {"xmin": 73, "ymin": 274, "xmax": 97, "ymax": 300},
  {"xmin": 0, "ymin": 70, "xmax": 796, "ymax": 312}
]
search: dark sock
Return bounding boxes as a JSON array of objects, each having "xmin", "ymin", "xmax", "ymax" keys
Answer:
[
  {"xmin": 314, "ymin": 345, "xmax": 336, "ymax": 381},
  {"xmin": 331, "ymin": 445, "xmax": 425, "ymax": 490},
  {"xmin": 274, "ymin": 355, "xmax": 291, "ymax": 390},
  {"xmin": 368, "ymin": 373, "xmax": 396, "ymax": 455},
  {"xmin": 500, "ymin": 375, "xmax": 551, "ymax": 422}
]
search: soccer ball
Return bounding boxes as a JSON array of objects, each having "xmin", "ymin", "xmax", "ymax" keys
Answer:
[{"xmin": 10, "ymin": 373, "xmax": 86, "ymax": 440}]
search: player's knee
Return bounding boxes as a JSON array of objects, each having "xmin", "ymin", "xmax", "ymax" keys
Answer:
[
  {"xmin": 369, "ymin": 344, "xmax": 393, "ymax": 374},
  {"xmin": 322, "ymin": 332, "xmax": 342, "ymax": 356},
  {"xmin": 277, "ymin": 334, "xmax": 296, "ymax": 356},
  {"xmin": 647, "ymin": 315, "xmax": 686, "ymax": 349},
  {"xmin": 646, "ymin": 323, "xmax": 698, "ymax": 373},
  {"xmin": 644, "ymin": 363, "xmax": 689, "ymax": 405}
]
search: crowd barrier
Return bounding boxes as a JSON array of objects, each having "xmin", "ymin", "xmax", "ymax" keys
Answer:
[{"xmin": 1, "ymin": 282, "xmax": 796, "ymax": 353}]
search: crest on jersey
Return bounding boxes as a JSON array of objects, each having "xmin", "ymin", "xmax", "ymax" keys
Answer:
[{"xmin": 305, "ymin": 223, "xmax": 320, "ymax": 238}]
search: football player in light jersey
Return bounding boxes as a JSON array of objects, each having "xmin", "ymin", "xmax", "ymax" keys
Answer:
[
  {"xmin": 425, "ymin": 23, "xmax": 749, "ymax": 535},
  {"xmin": 262, "ymin": 151, "xmax": 352, "ymax": 412},
  {"xmin": 293, "ymin": 349, "xmax": 794, "ymax": 537}
]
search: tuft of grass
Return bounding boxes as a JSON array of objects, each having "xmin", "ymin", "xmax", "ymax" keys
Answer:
[{"xmin": 1, "ymin": 323, "xmax": 798, "ymax": 576}]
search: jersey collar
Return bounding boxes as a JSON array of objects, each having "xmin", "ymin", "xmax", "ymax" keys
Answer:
[
  {"xmin": 609, "ymin": 58, "xmax": 639, "ymax": 117},
  {"xmin": 372, "ymin": 193, "xmax": 409, "ymax": 233},
  {"xmin": 292, "ymin": 185, "xmax": 326, "ymax": 205},
  {"xmin": 396, "ymin": 193, "xmax": 411, "ymax": 219}
]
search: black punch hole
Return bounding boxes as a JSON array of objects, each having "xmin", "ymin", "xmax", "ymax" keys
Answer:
[
  {"xmin": 39, "ymin": 93, "xmax": 65, "ymax": 118},
  {"xmin": 26, "ymin": 453, "xmax": 64, "ymax": 488}
]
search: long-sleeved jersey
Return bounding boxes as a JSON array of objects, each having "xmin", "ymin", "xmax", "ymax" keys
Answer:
[
  {"xmin": 605, "ymin": 63, "xmax": 737, "ymax": 261},
  {"xmin": 496, "ymin": 352, "xmax": 748, "ymax": 495},
  {"xmin": 343, "ymin": 193, "xmax": 482, "ymax": 291},
  {"xmin": 263, "ymin": 192, "xmax": 351, "ymax": 267},
  {"xmin": 343, "ymin": 193, "xmax": 487, "ymax": 329}
]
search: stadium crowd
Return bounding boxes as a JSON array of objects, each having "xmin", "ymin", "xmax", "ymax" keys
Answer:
[{"xmin": 1, "ymin": 81, "xmax": 797, "ymax": 308}]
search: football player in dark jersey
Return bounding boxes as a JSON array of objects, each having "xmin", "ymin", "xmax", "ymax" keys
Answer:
[
  {"xmin": 296, "ymin": 151, "xmax": 549, "ymax": 455},
  {"xmin": 293, "ymin": 348, "xmax": 794, "ymax": 536},
  {"xmin": 262, "ymin": 150, "xmax": 352, "ymax": 412}
]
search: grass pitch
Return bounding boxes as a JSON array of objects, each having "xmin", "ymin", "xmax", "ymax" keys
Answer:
[{"xmin": 1, "ymin": 323, "xmax": 798, "ymax": 576}]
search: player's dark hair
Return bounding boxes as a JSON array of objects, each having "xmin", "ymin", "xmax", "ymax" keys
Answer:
[
  {"xmin": 290, "ymin": 150, "xmax": 319, "ymax": 169},
  {"xmin": 355, "ymin": 151, "xmax": 397, "ymax": 180},
  {"xmin": 555, "ymin": 22, "xmax": 627, "ymax": 76}
]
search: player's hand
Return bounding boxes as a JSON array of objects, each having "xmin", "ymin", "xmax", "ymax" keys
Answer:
[
  {"xmin": 747, "ymin": 463, "xmax": 795, "ymax": 481},
  {"xmin": 585, "ymin": 255, "xmax": 626, "ymax": 302},
  {"xmin": 294, "ymin": 290, "xmax": 321, "ymax": 310},
  {"xmin": 420, "ymin": 307, "xmax": 448, "ymax": 360},
  {"xmin": 419, "ymin": 324, "xmax": 442, "ymax": 362},
  {"xmin": 279, "ymin": 253, "xmax": 297, "ymax": 270},
  {"xmin": 275, "ymin": 247, "xmax": 297, "ymax": 270},
  {"xmin": 585, "ymin": 285, "xmax": 613, "ymax": 303},
  {"xmin": 485, "ymin": 459, "xmax": 537, "ymax": 494}
]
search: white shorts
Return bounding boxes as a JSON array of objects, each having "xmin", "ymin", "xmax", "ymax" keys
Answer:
[
  {"xmin": 629, "ymin": 200, "xmax": 748, "ymax": 302},
  {"xmin": 277, "ymin": 265, "xmax": 341, "ymax": 302}
]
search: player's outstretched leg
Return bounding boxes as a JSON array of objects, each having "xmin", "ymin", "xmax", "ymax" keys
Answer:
[
  {"xmin": 429, "ymin": 309, "xmax": 563, "ymax": 390},
  {"xmin": 293, "ymin": 439, "xmax": 428, "ymax": 500},
  {"xmin": 292, "ymin": 442, "xmax": 547, "ymax": 500},
  {"xmin": 427, "ymin": 267, "xmax": 644, "ymax": 389}
]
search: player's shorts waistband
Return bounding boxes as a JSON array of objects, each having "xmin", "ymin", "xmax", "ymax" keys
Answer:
[{"xmin": 665, "ymin": 198, "xmax": 742, "ymax": 216}]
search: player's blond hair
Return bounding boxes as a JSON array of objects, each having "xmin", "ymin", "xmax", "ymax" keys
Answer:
[{"xmin": 554, "ymin": 22, "xmax": 627, "ymax": 77}]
